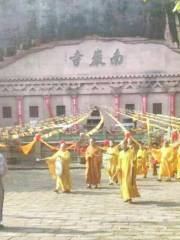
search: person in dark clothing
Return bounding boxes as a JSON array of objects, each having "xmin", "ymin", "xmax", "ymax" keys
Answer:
[{"xmin": 0, "ymin": 153, "xmax": 8, "ymax": 229}]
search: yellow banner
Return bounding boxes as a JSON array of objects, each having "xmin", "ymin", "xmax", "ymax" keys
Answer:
[
  {"xmin": 20, "ymin": 140, "xmax": 36, "ymax": 155},
  {"xmin": 0, "ymin": 144, "xmax": 6, "ymax": 148},
  {"xmin": 86, "ymin": 112, "xmax": 104, "ymax": 136}
]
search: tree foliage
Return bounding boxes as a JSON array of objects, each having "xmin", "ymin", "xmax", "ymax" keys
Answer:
[
  {"xmin": 0, "ymin": 0, "xmax": 180, "ymax": 62},
  {"xmin": 143, "ymin": 0, "xmax": 180, "ymax": 44},
  {"xmin": 143, "ymin": 0, "xmax": 180, "ymax": 13}
]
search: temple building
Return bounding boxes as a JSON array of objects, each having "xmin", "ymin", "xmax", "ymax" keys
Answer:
[
  {"xmin": 1, "ymin": 0, "xmax": 180, "ymax": 129},
  {"xmin": 0, "ymin": 37, "xmax": 180, "ymax": 128}
]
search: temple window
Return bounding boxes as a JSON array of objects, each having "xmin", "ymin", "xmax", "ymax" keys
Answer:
[
  {"xmin": 56, "ymin": 105, "xmax": 66, "ymax": 116},
  {"xmin": 2, "ymin": 106, "xmax": 12, "ymax": 118},
  {"xmin": 29, "ymin": 106, "xmax": 39, "ymax": 118},
  {"xmin": 125, "ymin": 104, "xmax": 135, "ymax": 112},
  {"xmin": 153, "ymin": 103, "xmax": 162, "ymax": 114}
]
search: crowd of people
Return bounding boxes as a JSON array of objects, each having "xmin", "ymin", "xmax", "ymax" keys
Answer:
[
  {"xmin": 45, "ymin": 135, "xmax": 180, "ymax": 203},
  {"xmin": 0, "ymin": 134, "xmax": 180, "ymax": 229}
]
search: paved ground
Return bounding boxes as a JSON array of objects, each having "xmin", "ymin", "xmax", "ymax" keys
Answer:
[{"xmin": 1, "ymin": 168, "xmax": 180, "ymax": 240}]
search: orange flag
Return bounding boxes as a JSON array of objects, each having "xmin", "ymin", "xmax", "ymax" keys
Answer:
[
  {"xmin": 20, "ymin": 140, "xmax": 36, "ymax": 155},
  {"xmin": 0, "ymin": 144, "xmax": 6, "ymax": 148}
]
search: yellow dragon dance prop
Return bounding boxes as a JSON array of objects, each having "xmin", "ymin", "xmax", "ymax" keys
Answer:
[
  {"xmin": 20, "ymin": 112, "xmax": 90, "ymax": 155},
  {"xmin": 106, "ymin": 111, "xmax": 140, "ymax": 146},
  {"xmin": 0, "ymin": 144, "xmax": 6, "ymax": 148},
  {"xmin": 86, "ymin": 112, "xmax": 104, "ymax": 137}
]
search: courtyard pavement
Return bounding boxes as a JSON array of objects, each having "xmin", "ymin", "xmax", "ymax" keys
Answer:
[{"xmin": 0, "ymin": 168, "xmax": 180, "ymax": 240}]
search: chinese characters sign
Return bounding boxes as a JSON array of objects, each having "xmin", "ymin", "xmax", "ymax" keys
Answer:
[
  {"xmin": 69, "ymin": 48, "xmax": 123, "ymax": 67},
  {"xmin": 70, "ymin": 50, "xmax": 83, "ymax": 67},
  {"xmin": 111, "ymin": 49, "xmax": 123, "ymax": 65},
  {"xmin": 90, "ymin": 49, "xmax": 105, "ymax": 66}
]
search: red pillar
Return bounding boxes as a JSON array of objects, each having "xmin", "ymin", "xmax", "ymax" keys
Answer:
[
  {"xmin": 169, "ymin": 94, "xmax": 176, "ymax": 116},
  {"xmin": 142, "ymin": 95, "xmax": 148, "ymax": 114},
  {"xmin": 72, "ymin": 95, "xmax": 78, "ymax": 115},
  {"xmin": 71, "ymin": 95, "xmax": 79, "ymax": 131},
  {"xmin": 17, "ymin": 96, "xmax": 24, "ymax": 125},
  {"xmin": 44, "ymin": 95, "xmax": 54, "ymax": 118},
  {"xmin": 114, "ymin": 95, "xmax": 120, "ymax": 119}
]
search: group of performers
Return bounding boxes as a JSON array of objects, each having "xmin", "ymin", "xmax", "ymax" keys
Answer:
[
  {"xmin": 0, "ymin": 130, "xmax": 179, "ymax": 229},
  {"xmin": 44, "ymin": 134, "xmax": 180, "ymax": 203}
]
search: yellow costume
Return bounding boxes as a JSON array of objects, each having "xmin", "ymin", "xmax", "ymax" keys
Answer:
[
  {"xmin": 106, "ymin": 146, "xmax": 119, "ymax": 183},
  {"xmin": 136, "ymin": 148, "xmax": 148, "ymax": 178},
  {"xmin": 47, "ymin": 149, "xmax": 72, "ymax": 192},
  {"xmin": 177, "ymin": 146, "xmax": 180, "ymax": 179},
  {"xmin": 151, "ymin": 149, "xmax": 161, "ymax": 164},
  {"xmin": 159, "ymin": 146, "xmax": 174, "ymax": 180},
  {"xmin": 150, "ymin": 147, "xmax": 161, "ymax": 176},
  {"xmin": 85, "ymin": 145, "xmax": 102, "ymax": 187},
  {"xmin": 117, "ymin": 148, "xmax": 140, "ymax": 202},
  {"xmin": 171, "ymin": 144, "xmax": 178, "ymax": 177}
]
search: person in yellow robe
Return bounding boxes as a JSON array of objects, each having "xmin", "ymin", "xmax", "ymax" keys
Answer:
[
  {"xmin": 158, "ymin": 140, "xmax": 174, "ymax": 181},
  {"xmin": 75, "ymin": 133, "xmax": 89, "ymax": 164},
  {"xmin": 46, "ymin": 141, "xmax": 72, "ymax": 193},
  {"xmin": 101, "ymin": 139, "xmax": 110, "ymax": 171},
  {"xmin": 150, "ymin": 143, "xmax": 161, "ymax": 176},
  {"xmin": 171, "ymin": 143, "xmax": 178, "ymax": 178},
  {"xmin": 176, "ymin": 145, "xmax": 180, "ymax": 180},
  {"xmin": 105, "ymin": 140, "xmax": 119, "ymax": 185},
  {"xmin": 136, "ymin": 143, "xmax": 148, "ymax": 178},
  {"xmin": 117, "ymin": 140, "xmax": 140, "ymax": 203},
  {"xmin": 85, "ymin": 138, "xmax": 102, "ymax": 188}
]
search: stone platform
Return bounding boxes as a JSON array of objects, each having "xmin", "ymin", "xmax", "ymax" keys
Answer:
[{"xmin": 1, "ymin": 169, "xmax": 180, "ymax": 240}]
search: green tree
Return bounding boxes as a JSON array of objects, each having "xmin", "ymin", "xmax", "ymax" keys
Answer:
[
  {"xmin": 143, "ymin": 0, "xmax": 180, "ymax": 13},
  {"xmin": 143, "ymin": 0, "xmax": 180, "ymax": 45}
]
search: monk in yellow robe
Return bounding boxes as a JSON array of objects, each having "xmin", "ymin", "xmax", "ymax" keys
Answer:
[
  {"xmin": 46, "ymin": 141, "xmax": 72, "ymax": 193},
  {"xmin": 171, "ymin": 143, "xmax": 178, "ymax": 178},
  {"xmin": 117, "ymin": 140, "xmax": 140, "ymax": 203},
  {"xmin": 158, "ymin": 140, "xmax": 174, "ymax": 181},
  {"xmin": 150, "ymin": 143, "xmax": 161, "ymax": 176},
  {"xmin": 85, "ymin": 138, "xmax": 102, "ymax": 188},
  {"xmin": 176, "ymin": 145, "xmax": 180, "ymax": 179},
  {"xmin": 136, "ymin": 143, "xmax": 148, "ymax": 178},
  {"xmin": 105, "ymin": 140, "xmax": 119, "ymax": 185}
]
